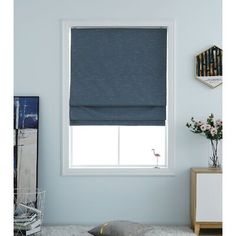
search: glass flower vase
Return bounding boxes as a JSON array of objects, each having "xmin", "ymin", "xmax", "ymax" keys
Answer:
[{"xmin": 208, "ymin": 139, "xmax": 221, "ymax": 168}]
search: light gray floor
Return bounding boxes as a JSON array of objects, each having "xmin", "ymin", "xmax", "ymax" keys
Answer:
[
  {"xmin": 41, "ymin": 225, "xmax": 223, "ymax": 236},
  {"xmin": 42, "ymin": 225, "xmax": 196, "ymax": 236}
]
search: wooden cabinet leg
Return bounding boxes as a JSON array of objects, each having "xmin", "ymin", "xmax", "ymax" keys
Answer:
[{"xmin": 194, "ymin": 224, "xmax": 200, "ymax": 235}]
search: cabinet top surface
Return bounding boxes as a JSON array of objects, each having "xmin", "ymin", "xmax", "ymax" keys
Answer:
[{"xmin": 191, "ymin": 168, "xmax": 222, "ymax": 173}]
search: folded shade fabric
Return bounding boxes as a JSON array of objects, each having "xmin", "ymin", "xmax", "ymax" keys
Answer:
[
  {"xmin": 70, "ymin": 28, "xmax": 167, "ymax": 125},
  {"xmin": 70, "ymin": 106, "xmax": 166, "ymax": 126}
]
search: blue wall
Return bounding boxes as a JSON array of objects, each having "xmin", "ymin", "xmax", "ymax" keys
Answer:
[{"xmin": 14, "ymin": 0, "xmax": 222, "ymax": 225}]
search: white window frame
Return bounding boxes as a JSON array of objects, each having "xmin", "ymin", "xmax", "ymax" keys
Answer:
[{"xmin": 61, "ymin": 20, "xmax": 175, "ymax": 176}]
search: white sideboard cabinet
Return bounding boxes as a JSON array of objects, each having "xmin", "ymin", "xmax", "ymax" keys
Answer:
[{"xmin": 191, "ymin": 168, "xmax": 222, "ymax": 235}]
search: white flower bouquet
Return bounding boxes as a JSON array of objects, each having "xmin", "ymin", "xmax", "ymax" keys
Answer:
[{"xmin": 186, "ymin": 114, "xmax": 222, "ymax": 168}]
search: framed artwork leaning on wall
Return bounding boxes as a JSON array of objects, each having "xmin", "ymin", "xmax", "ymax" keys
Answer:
[{"xmin": 14, "ymin": 96, "xmax": 39, "ymax": 202}]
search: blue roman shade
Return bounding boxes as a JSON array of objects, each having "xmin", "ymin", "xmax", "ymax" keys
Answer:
[{"xmin": 70, "ymin": 28, "xmax": 167, "ymax": 125}]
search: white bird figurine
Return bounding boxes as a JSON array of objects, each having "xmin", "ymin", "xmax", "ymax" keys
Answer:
[{"xmin": 152, "ymin": 149, "xmax": 160, "ymax": 168}]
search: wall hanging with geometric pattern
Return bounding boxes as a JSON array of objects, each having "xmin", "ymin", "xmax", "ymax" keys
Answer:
[{"xmin": 195, "ymin": 45, "xmax": 222, "ymax": 88}]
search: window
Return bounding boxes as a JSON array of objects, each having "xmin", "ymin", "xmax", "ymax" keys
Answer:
[
  {"xmin": 70, "ymin": 126, "xmax": 166, "ymax": 168},
  {"xmin": 62, "ymin": 21, "xmax": 175, "ymax": 176}
]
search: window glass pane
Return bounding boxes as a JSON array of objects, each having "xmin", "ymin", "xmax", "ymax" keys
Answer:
[
  {"xmin": 71, "ymin": 126, "xmax": 118, "ymax": 166},
  {"xmin": 119, "ymin": 126, "xmax": 166, "ymax": 166}
]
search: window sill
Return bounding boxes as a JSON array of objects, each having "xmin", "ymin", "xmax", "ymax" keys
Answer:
[{"xmin": 62, "ymin": 167, "xmax": 175, "ymax": 176}]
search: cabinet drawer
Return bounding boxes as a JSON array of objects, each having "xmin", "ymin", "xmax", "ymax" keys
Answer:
[{"xmin": 196, "ymin": 173, "xmax": 222, "ymax": 222}]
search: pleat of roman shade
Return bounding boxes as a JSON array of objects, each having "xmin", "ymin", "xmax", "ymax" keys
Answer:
[{"xmin": 70, "ymin": 28, "xmax": 167, "ymax": 125}]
